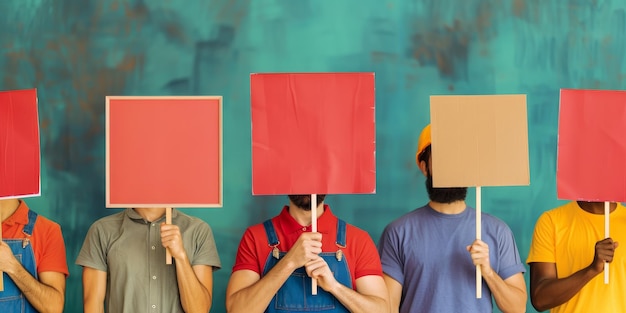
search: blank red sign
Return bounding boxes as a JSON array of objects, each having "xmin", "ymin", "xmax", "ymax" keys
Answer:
[
  {"xmin": 106, "ymin": 96, "xmax": 222, "ymax": 207},
  {"xmin": 557, "ymin": 89, "xmax": 626, "ymax": 202},
  {"xmin": 251, "ymin": 73, "xmax": 376, "ymax": 195},
  {"xmin": 0, "ymin": 89, "xmax": 40, "ymax": 199}
]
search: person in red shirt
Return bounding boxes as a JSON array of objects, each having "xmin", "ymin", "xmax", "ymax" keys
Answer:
[
  {"xmin": 0, "ymin": 198, "xmax": 68, "ymax": 313},
  {"xmin": 226, "ymin": 195, "xmax": 388, "ymax": 313}
]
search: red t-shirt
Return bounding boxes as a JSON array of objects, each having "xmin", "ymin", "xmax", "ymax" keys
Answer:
[
  {"xmin": 232, "ymin": 205, "xmax": 382, "ymax": 289},
  {"xmin": 2, "ymin": 201, "xmax": 69, "ymax": 276}
]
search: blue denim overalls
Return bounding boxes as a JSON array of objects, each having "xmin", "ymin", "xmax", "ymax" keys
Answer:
[
  {"xmin": 0, "ymin": 210, "xmax": 38, "ymax": 313},
  {"xmin": 262, "ymin": 219, "xmax": 352, "ymax": 313}
]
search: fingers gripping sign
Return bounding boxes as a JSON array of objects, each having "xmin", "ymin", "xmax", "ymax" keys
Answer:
[
  {"xmin": 592, "ymin": 238, "xmax": 619, "ymax": 273},
  {"xmin": 467, "ymin": 239, "xmax": 494, "ymax": 278},
  {"xmin": 160, "ymin": 223, "xmax": 187, "ymax": 262},
  {"xmin": 284, "ymin": 232, "xmax": 323, "ymax": 268},
  {"xmin": 305, "ymin": 257, "xmax": 339, "ymax": 292}
]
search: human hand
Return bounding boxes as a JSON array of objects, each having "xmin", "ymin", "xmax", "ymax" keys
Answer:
[
  {"xmin": 467, "ymin": 239, "xmax": 494, "ymax": 277},
  {"xmin": 283, "ymin": 232, "xmax": 322, "ymax": 268},
  {"xmin": 590, "ymin": 238, "xmax": 618, "ymax": 273},
  {"xmin": 305, "ymin": 256, "xmax": 339, "ymax": 292},
  {"xmin": 161, "ymin": 223, "xmax": 187, "ymax": 261},
  {"xmin": 0, "ymin": 240, "xmax": 19, "ymax": 274}
]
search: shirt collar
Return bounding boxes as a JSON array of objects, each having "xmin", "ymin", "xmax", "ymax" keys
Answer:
[
  {"xmin": 277, "ymin": 204, "xmax": 336, "ymax": 235},
  {"xmin": 125, "ymin": 208, "xmax": 179, "ymax": 224},
  {"xmin": 2, "ymin": 200, "xmax": 29, "ymax": 227}
]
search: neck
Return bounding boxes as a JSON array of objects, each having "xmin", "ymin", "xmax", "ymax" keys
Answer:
[
  {"xmin": 0, "ymin": 199, "xmax": 21, "ymax": 223},
  {"xmin": 288, "ymin": 202, "xmax": 325, "ymax": 226},
  {"xmin": 577, "ymin": 201, "xmax": 617, "ymax": 215},
  {"xmin": 133, "ymin": 208, "xmax": 167, "ymax": 222},
  {"xmin": 429, "ymin": 200, "xmax": 466, "ymax": 214}
]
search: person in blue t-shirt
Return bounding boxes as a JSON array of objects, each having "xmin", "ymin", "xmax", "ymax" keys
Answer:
[{"xmin": 378, "ymin": 124, "xmax": 527, "ymax": 313}]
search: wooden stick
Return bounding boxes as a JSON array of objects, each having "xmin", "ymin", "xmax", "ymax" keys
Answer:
[
  {"xmin": 604, "ymin": 201, "xmax": 609, "ymax": 284},
  {"xmin": 311, "ymin": 194, "xmax": 318, "ymax": 295},
  {"xmin": 476, "ymin": 186, "xmax": 482, "ymax": 298},
  {"xmin": 166, "ymin": 207, "xmax": 172, "ymax": 265},
  {"xmin": 0, "ymin": 209, "xmax": 3, "ymax": 291}
]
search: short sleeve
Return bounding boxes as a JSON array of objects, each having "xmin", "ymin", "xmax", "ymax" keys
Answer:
[
  {"xmin": 232, "ymin": 228, "xmax": 262, "ymax": 274},
  {"xmin": 36, "ymin": 221, "xmax": 69, "ymax": 276},
  {"xmin": 527, "ymin": 212, "xmax": 556, "ymax": 264},
  {"xmin": 352, "ymin": 229, "xmax": 383, "ymax": 279},
  {"xmin": 378, "ymin": 224, "xmax": 404, "ymax": 285},
  {"xmin": 495, "ymin": 224, "xmax": 526, "ymax": 280},
  {"xmin": 191, "ymin": 222, "xmax": 221, "ymax": 270},
  {"xmin": 75, "ymin": 222, "xmax": 109, "ymax": 272}
]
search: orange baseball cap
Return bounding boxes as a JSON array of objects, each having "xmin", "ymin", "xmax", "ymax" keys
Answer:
[{"xmin": 415, "ymin": 124, "xmax": 431, "ymax": 166}]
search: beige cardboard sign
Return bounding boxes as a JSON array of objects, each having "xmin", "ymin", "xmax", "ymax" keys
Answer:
[{"xmin": 430, "ymin": 95, "xmax": 529, "ymax": 187}]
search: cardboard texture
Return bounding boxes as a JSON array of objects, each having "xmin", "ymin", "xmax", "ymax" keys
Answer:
[
  {"xmin": 430, "ymin": 94, "xmax": 529, "ymax": 187},
  {"xmin": 251, "ymin": 73, "xmax": 376, "ymax": 195},
  {"xmin": 106, "ymin": 96, "xmax": 223, "ymax": 207},
  {"xmin": 557, "ymin": 89, "xmax": 626, "ymax": 202},
  {"xmin": 0, "ymin": 89, "xmax": 40, "ymax": 199}
]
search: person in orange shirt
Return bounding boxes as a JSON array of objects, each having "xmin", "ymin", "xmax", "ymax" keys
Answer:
[{"xmin": 0, "ymin": 198, "xmax": 68, "ymax": 313}]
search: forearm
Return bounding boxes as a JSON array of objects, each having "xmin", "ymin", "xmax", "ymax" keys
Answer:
[
  {"xmin": 83, "ymin": 297, "xmax": 105, "ymax": 313},
  {"xmin": 329, "ymin": 282, "xmax": 387, "ymax": 313},
  {"xmin": 8, "ymin": 266, "xmax": 64, "ymax": 313},
  {"xmin": 175, "ymin": 255, "xmax": 211, "ymax": 313},
  {"xmin": 227, "ymin": 259, "xmax": 296, "ymax": 313},
  {"xmin": 531, "ymin": 266, "xmax": 598, "ymax": 311},
  {"xmin": 483, "ymin": 271, "xmax": 526, "ymax": 313}
]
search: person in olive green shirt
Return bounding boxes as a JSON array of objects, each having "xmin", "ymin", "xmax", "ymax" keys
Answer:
[{"xmin": 76, "ymin": 208, "xmax": 221, "ymax": 313}]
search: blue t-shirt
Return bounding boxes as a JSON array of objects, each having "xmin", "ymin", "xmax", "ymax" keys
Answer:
[{"xmin": 378, "ymin": 205, "xmax": 525, "ymax": 313}]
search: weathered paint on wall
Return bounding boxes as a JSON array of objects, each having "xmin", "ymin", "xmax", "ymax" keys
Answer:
[{"xmin": 1, "ymin": 1, "xmax": 625, "ymax": 312}]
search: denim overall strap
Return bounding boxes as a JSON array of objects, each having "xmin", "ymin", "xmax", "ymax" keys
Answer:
[
  {"xmin": 262, "ymin": 219, "xmax": 352, "ymax": 312},
  {"xmin": 0, "ymin": 210, "xmax": 39, "ymax": 313}
]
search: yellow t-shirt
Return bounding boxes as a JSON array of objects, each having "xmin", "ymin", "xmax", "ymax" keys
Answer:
[{"xmin": 527, "ymin": 201, "xmax": 626, "ymax": 313}]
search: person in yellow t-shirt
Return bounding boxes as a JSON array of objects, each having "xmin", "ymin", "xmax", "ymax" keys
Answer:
[{"xmin": 527, "ymin": 201, "xmax": 626, "ymax": 312}]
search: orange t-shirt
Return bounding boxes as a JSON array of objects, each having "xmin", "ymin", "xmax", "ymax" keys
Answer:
[{"xmin": 2, "ymin": 201, "xmax": 69, "ymax": 276}]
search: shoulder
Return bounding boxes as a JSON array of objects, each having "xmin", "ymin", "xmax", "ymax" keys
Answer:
[
  {"xmin": 33, "ymin": 213, "xmax": 62, "ymax": 234},
  {"xmin": 174, "ymin": 210, "xmax": 211, "ymax": 230},
  {"xmin": 382, "ymin": 206, "xmax": 428, "ymax": 232},
  {"xmin": 84, "ymin": 211, "xmax": 127, "ymax": 236}
]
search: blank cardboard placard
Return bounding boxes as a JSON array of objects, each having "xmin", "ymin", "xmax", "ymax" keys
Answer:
[
  {"xmin": 251, "ymin": 73, "xmax": 376, "ymax": 195},
  {"xmin": 430, "ymin": 95, "xmax": 529, "ymax": 187},
  {"xmin": 557, "ymin": 89, "xmax": 626, "ymax": 202},
  {"xmin": 106, "ymin": 96, "xmax": 222, "ymax": 207},
  {"xmin": 0, "ymin": 89, "xmax": 40, "ymax": 199}
]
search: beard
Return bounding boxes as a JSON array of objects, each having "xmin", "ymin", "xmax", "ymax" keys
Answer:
[
  {"xmin": 288, "ymin": 194, "xmax": 327, "ymax": 210},
  {"xmin": 425, "ymin": 173, "xmax": 467, "ymax": 203}
]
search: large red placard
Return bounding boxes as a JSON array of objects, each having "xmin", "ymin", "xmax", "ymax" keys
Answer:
[
  {"xmin": 251, "ymin": 73, "xmax": 376, "ymax": 195},
  {"xmin": 106, "ymin": 96, "xmax": 222, "ymax": 207},
  {"xmin": 0, "ymin": 89, "xmax": 40, "ymax": 199},
  {"xmin": 557, "ymin": 89, "xmax": 626, "ymax": 202}
]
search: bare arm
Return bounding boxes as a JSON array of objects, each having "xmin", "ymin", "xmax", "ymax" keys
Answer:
[
  {"xmin": 82, "ymin": 267, "xmax": 107, "ymax": 313},
  {"xmin": 529, "ymin": 238, "xmax": 617, "ymax": 311},
  {"xmin": 468, "ymin": 239, "xmax": 526, "ymax": 313},
  {"xmin": 0, "ymin": 241, "xmax": 65, "ymax": 313},
  {"xmin": 161, "ymin": 223, "xmax": 213, "ymax": 313},
  {"xmin": 226, "ymin": 232, "xmax": 322, "ymax": 313},
  {"xmin": 383, "ymin": 274, "xmax": 402, "ymax": 313}
]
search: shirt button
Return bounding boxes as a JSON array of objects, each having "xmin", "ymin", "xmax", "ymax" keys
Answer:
[
  {"xmin": 302, "ymin": 227, "xmax": 306, "ymax": 231},
  {"xmin": 151, "ymin": 246, "xmax": 156, "ymax": 250},
  {"xmin": 151, "ymin": 223, "xmax": 155, "ymax": 227},
  {"xmin": 152, "ymin": 275, "xmax": 157, "ymax": 280},
  {"xmin": 152, "ymin": 305, "xmax": 156, "ymax": 308}
]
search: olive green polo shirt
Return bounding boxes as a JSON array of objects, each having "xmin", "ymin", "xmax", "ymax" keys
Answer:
[{"xmin": 76, "ymin": 209, "xmax": 221, "ymax": 313}]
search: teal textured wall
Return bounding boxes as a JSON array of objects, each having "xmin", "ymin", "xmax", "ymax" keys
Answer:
[{"xmin": 1, "ymin": 1, "xmax": 625, "ymax": 312}]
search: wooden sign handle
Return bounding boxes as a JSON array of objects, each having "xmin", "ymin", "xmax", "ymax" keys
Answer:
[
  {"xmin": 166, "ymin": 207, "xmax": 172, "ymax": 265},
  {"xmin": 311, "ymin": 194, "xmax": 318, "ymax": 295},
  {"xmin": 0, "ymin": 209, "xmax": 3, "ymax": 291},
  {"xmin": 604, "ymin": 201, "xmax": 609, "ymax": 284},
  {"xmin": 476, "ymin": 186, "xmax": 482, "ymax": 299}
]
